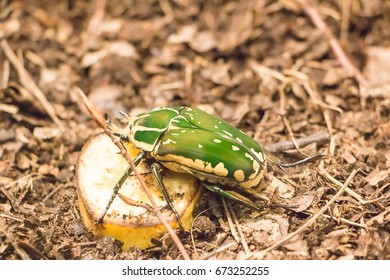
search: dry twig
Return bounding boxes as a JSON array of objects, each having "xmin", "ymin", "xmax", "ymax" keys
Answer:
[
  {"xmin": 278, "ymin": 83, "xmax": 308, "ymax": 156},
  {"xmin": 319, "ymin": 162, "xmax": 366, "ymax": 204},
  {"xmin": 265, "ymin": 131, "xmax": 330, "ymax": 153},
  {"xmin": 78, "ymin": 88, "xmax": 190, "ymax": 260},
  {"xmin": 117, "ymin": 193, "xmax": 154, "ymax": 213}
]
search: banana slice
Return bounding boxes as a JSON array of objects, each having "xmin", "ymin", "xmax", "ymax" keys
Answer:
[{"xmin": 76, "ymin": 133, "xmax": 201, "ymax": 250}]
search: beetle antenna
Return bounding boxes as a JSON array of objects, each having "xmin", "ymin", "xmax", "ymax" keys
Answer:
[
  {"xmin": 105, "ymin": 114, "xmax": 130, "ymax": 142},
  {"xmin": 280, "ymin": 153, "xmax": 323, "ymax": 168},
  {"xmin": 119, "ymin": 111, "xmax": 133, "ymax": 123},
  {"xmin": 265, "ymin": 152, "xmax": 285, "ymax": 172}
]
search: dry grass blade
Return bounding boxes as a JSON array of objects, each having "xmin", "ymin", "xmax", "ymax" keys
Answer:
[
  {"xmin": 245, "ymin": 168, "xmax": 358, "ymax": 259},
  {"xmin": 0, "ymin": 39, "xmax": 64, "ymax": 131},
  {"xmin": 230, "ymin": 206, "xmax": 250, "ymax": 255},
  {"xmin": 319, "ymin": 163, "xmax": 366, "ymax": 204},
  {"xmin": 302, "ymin": 210, "xmax": 368, "ymax": 229},
  {"xmin": 222, "ymin": 198, "xmax": 240, "ymax": 243},
  {"xmin": 199, "ymin": 241, "xmax": 238, "ymax": 260},
  {"xmin": 77, "ymin": 88, "xmax": 191, "ymax": 260}
]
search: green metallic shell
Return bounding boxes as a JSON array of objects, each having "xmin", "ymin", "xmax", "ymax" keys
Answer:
[
  {"xmin": 180, "ymin": 107, "xmax": 268, "ymax": 164},
  {"xmin": 127, "ymin": 106, "xmax": 279, "ymax": 189},
  {"xmin": 153, "ymin": 127, "xmax": 264, "ymax": 188}
]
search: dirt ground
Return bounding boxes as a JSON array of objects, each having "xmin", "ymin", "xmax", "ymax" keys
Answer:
[{"xmin": 0, "ymin": 0, "xmax": 389, "ymax": 260}]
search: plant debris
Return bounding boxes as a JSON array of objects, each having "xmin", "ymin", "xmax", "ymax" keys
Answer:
[{"xmin": 0, "ymin": 0, "xmax": 389, "ymax": 260}]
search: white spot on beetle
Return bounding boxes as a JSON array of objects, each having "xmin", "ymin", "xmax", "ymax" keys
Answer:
[
  {"xmin": 191, "ymin": 130, "xmax": 195, "ymax": 133},
  {"xmin": 198, "ymin": 121, "xmax": 201, "ymax": 124},
  {"xmin": 245, "ymin": 153, "xmax": 254, "ymax": 161},
  {"xmin": 234, "ymin": 170, "xmax": 245, "ymax": 181},
  {"xmin": 198, "ymin": 144, "xmax": 203, "ymax": 148},
  {"xmin": 162, "ymin": 138, "xmax": 176, "ymax": 145},
  {"xmin": 223, "ymin": 130, "xmax": 233, "ymax": 137},
  {"xmin": 236, "ymin": 137, "xmax": 243, "ymax": 144},
  {"xmin": 155, "ymin": 154, "xmax": 228, "ymax": 178},
  {"xmin": 181, "ymin": 130, "xmax": 186, "ymax": 133},
  {"xmin": 251, "ymin": 148, "xmax": 265, "ymax": 162},
  {"xmin": 214, "ymin": 162, "xmax": 228, "ymax": 176},
  {"xmin": 232, "ymin": 145, "xmax": 239, "ymax": 151},
  {"xmin": 213, "ymin": 139, "xmax": 222, "ymax": 143},
  {"xmin": 214, "ymin": 125, "xmax": 219, "ymax": 129}
]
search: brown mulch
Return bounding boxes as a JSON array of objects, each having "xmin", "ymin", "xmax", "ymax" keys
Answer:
[{"xmin": 0, "ymin": 0, "xmax": 389, "ymax": 260}]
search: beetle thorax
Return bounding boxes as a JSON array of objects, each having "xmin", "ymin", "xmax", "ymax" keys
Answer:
[{"xmin": 129, "ymin": 107, "xmax": 182, "ymax": 152}]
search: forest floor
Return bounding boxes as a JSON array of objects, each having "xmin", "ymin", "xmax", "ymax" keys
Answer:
[{"xmin": 0, "ymin": 0, "xmax": 389, "ymax": 260}]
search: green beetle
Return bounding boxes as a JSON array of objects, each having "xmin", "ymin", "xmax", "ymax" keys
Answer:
[{"xmin": 99, "ymin": 106, "xmax": 316, "ymax": 228}]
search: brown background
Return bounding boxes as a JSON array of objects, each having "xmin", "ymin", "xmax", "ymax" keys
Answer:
[{"xmin": 0, "ymin": 0, "xmax": 389, "ymax": 259}]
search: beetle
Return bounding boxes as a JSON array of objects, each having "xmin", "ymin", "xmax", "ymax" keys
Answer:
[{"xmin": 99, "ymin": 106, "xmax": 318, "ymax": 228}]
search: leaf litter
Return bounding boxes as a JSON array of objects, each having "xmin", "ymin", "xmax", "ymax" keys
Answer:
[{"xmin": 0, "ymin": 0, "xmax": 389, "ymax": 260}]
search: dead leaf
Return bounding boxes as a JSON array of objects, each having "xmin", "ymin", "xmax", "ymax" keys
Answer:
[
  {"xmin": 107, "ymin": 41, "xmax": 139, "ymax": 59},
  {"xmin": 81, "ymin": 41, "xmax": 139, "ymax": 68},
  {"xmin": 289, "ymin": 193, "xmax": 315, "ymax": 212},
  {"xmin": 16, "ymin": 152, "xmax": 31, "ymax": 170},
  {"xmin": 267, "ymin": 175, "xmax": 295, "ymax": 199},
  {"xmin": 216, "ymin": 10, "xmax": 253, "ymax": 51},
  {"xmin": 33, "ymin": 127, "xmax": 61, "ymax": 140},
  {"xmin": 200, "ymin": 63, "xmax": 232, "ymax": 86},
  {"xmin": 0, "ymin": 128, "xmax": 16, "ymax": 143},
  {"xmin": 56, "ymin": 19, "xmax": 73, "ymax": 44},
  {"xmin": 364, "ymin": 46, "xmax": 390, "ymax": 97},
  {"xmin": 341, "ymin": 150, "xmax": 357, "ymax": 164},
  {"xmin": 88, "ymin": 85, "xmax": 122, "ymax": 112},
  {"xmin": 244, "ymin": 214, "xmax": 289, "ymax": 247},
  {"xmin": 38, "ymin": 164, "xmax": 59, "ymax": 177},
  {"xmin": 81, "ymin": 49, "xmax": 108, "ymax": 68},
  {"xmin": 168, "ymin": 25, "xmax": 197, "ymax": 44},
  {"xmin": 189, "ymin": 31, "xmax": 217, "ymax": 53},
  {"xmin": 364, "ymin": 169, "xmax": 388, "ymax": 186},
  {"xmin": 282, "ymin": 234, "xmax": 309, "ymax": 256},
  {"xmin": 98, "ymin": 19, "xmax": 122, "ymax": 37},
  {"xmin": 322, "ymin": 67, "xmax": 350, "ymax": 86}
]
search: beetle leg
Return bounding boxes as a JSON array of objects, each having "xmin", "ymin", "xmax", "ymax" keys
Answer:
[
  {"xmin": 96, "ymin": 150, "xmax": 147, "ymax": 224},
  {"xmin": 150, "ymin": 162, "xmax": 186, "ymax": 232},
  {"xmin": 203, "ymin": 183, "xmax": 298, "ymax": 212},
  {"xmin": 202, "ymin": 183, "xmax": 263, "ymax": 211}
]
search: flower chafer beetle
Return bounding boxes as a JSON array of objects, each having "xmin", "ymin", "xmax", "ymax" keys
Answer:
[{"xmin": 99, "ymin": 107, "xmax": 318, "ymax": 229}]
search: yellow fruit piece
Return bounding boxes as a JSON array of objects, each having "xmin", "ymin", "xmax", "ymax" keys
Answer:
[{"xmin": 76, "ymin": 133, "xmax": 201, "ymax": 250}]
